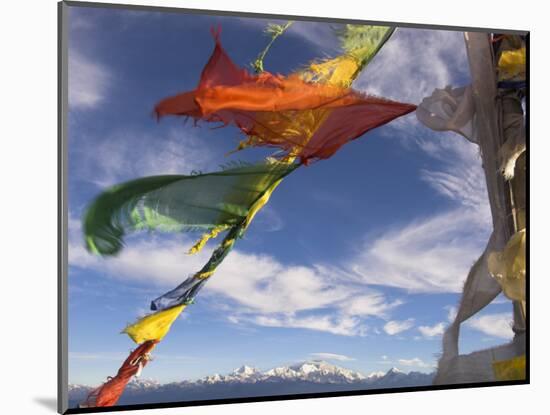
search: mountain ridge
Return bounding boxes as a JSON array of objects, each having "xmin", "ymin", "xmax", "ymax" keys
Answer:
[{"xmin": 68, "ymin": 360, "xmax": 434, "ymax": 407}]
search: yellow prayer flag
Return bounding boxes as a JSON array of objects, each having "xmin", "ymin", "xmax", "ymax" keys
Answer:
[
  {"xmin": 492, "ymin": 355, "xmax": 526, "ymax": 381},
  {"xmin": 123, "ymin": 305, "xmax": 186, "ymax": 344},
  {"xmin": 498, "ymin": 47, "xmax": 526, "ymax": 81},
  {"xmin": 488, "ymin": 229, "xmax": 526, "ymax": 301}
]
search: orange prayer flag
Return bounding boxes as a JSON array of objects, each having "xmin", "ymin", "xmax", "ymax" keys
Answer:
[{"xmin": 155, "ymin": 30, "xmax": 416, "ymax": 164}]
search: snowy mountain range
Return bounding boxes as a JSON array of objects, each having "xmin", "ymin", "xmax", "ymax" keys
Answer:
[
  {"xmin": 68, "ymin": 361, "xmax": 434, "ymax": 407},
  {"xmin": 201, "ymin": 361, "xmax": 369, "ymax": 384}
]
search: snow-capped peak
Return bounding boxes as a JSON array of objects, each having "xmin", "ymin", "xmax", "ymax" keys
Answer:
[
  {"xmin": 385, "ymin": 367, "xmax": 405, "ymax": 375},
  {"xmin": 127, "ymin": 377, "xmax": 161, "ymax": 390},
  {"xmin": 233, "ymin": 365, "xmax": 258, "ymax": 376},
  {"xmin": 203, "ymin": 373, "xmax": 223, "ymax": 384},
  {"xmin": 384, "ymin": 367, "xmax": 407, "ymax": 378},
  {"xmin": 264, "ymin": 361, "xmax": 365, "ymax": 383},
  {"xmin": 201, "ymin": 365, "xmax": 261, "ymax": 384}
]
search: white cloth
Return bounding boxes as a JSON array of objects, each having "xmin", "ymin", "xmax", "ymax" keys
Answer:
[
  {"xmin": 416, "ymin": 85, "xmax": 478, "ymax": 143},
  {"xmin": 419, "ymin": 32, "xmax": 526, "ymax": 384},
  {"xmin": 498, "ymin": 90, "xmax": 526, "ymax": 180},
  {"xmin": 434, "ymin": 333, "xmax": 526, "ymax": 384},
  {"xmin": 438, "ymin": 232, "xmax": 502, "ymax": 366}
]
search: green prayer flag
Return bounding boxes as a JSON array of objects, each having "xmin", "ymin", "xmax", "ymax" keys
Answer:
[{"xmin": 84, "ymin": 161, "xmax": 297, "ymax": 256}]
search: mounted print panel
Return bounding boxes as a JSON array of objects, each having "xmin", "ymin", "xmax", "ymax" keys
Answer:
[{"xmin": 58, "ymin": 1, "xmax": 528, "ymax": 413}]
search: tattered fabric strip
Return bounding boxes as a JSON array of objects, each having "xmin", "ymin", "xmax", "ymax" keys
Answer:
[
  {"xmin": 252, "ymin": 22, "xmax": 294, "ymax": 74},
  {"xmin": 499, "ymin": 89, "xmax": 526, "ymax": 181},
  {"xmin": 149, "ymin": 238, "xmax": 237, "ymax": 312},
  {"xmin": 498, "ymin": 120, "xmax": 526, "ymax": 181},
  {"xmin": 309, "ymin": 24, "xmax": 394, "ymax": 85},
  {"xmin": 150, "ymin": 276, "xmax": 207, "ymax": 312},
  {"xmin": 236, "ymin": 26, "xmax": 398, "ymax": 162},
  {"xmin": 155, "ymin": 31, "xmax": 415, "ymax": 164},
  {"xmin": 151, "ymin": 196, "xmax": 257, "ymax": 312},
  {"xmin": 82, "ymin": 340, "xmax": 159, "ymax": 408},
  {"xmin": 83, "ymin": 162, "xmax": 297, "ymax": 256}
]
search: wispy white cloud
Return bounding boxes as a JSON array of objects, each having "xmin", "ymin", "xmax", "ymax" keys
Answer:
[
  {"xmin": 68, "ymin": 8, "xmax": 113, "ymax": 110},
  {"xmin": 338, "ymin": 294, "xmax": 402, "ymax": 318},
  {"xmin": 250, "ymin": 314, "xmax": 367, "ymax": 337},
  {"xmin": 68, "ymin": 136, "xmax": 488, "ymax": 334},
  {"xmin": 351, "ymin": 209, "xmax": 487, "ymax": 293},
  {"xmin": 69, "ymin": 232, "xmax": 399, "ymax": 336},
  {"xmin": 309, "ymin": 352, "xmax": 355, "ymax": 362},
  {"xmin": 72, "ymin": 127, "xmax": 214, "ymax": 188},
  {"xmin": 355, "ymin": 27, "xmax": 468, "ymax": 105},
  {"xmin": 214, "ymin": 252, "xmax": 352, "ymax": 314},
  {"xmin": 68, "ymin": 10, "xmax": 215, "ymax": 187},
  {"xmin": 69, "ymin": 50, "xmax": 110, "ymax": 109},
  {"xmin": 70, "ymin": 14, "xmax": 95, "ymax": 31},
  {"xmin": 415, "ymin": 305, "xmax": 456, "ymax": 339},
  {"xmin": 69, "ymin": 236, "xmax": 209, "ymax": 288},
  {"xmin": 466, "ymin": 313, "xmax": 514, "ymax": 340},
  {"xmin": 349, "ymin": 135, "xmax": 490, "ymax": 294},
  {"xmin": 397, "ymin": 357, "xmax": 436, "ymax": 369},
  {"xmin": 417, "ymin": 137, "xmax": 491, "ymax": 226},
  {"xmin": 383, "ymin": 319, "xmax": 415, "ymax": 335},
  {"xmin": 353, "ymin": 26, "xmax": 471, "ymax": 153},
  {"xmin": 349, "ymin": 28, "xmax": 489, "ymax": 297},
  {"xmin": 418, "ymin": 322, "xmax": 445, "ymax": 338}
]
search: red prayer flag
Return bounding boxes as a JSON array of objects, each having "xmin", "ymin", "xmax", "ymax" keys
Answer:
[{"xmin": 81, "ymin": 340, "xmax": 159, "ymax": 408}]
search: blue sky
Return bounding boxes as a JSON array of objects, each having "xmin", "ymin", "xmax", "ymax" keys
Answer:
[{"xmin": 66, "ymin": 5, "xmax": 514, "ymax": 385}]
